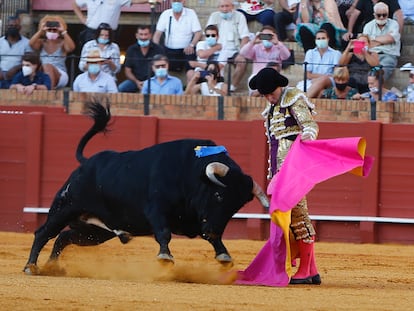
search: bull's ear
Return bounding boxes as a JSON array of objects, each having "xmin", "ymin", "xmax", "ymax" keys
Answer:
[{"xmin": 205, "ymin": 162, "xmax": 229, "ymax": 187}]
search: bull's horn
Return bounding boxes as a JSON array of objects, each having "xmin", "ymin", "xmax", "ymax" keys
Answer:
[
  {"xmin": 205, "ymin": 162, "xmax": 229, "ymax": 187},
  {"xmin": 252, "ymin": 181, "xmax": 270, "ymax": 210}
]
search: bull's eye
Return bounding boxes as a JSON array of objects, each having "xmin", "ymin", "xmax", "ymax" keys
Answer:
[{"xmin": 214, "ymin": 192, "xmax": 223, "ymax": 202}]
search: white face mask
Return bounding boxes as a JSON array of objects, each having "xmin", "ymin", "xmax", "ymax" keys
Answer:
[
  {"xmin": 376, "ymin": 19, "xmax": 387, "ymax": 26},
  {"xmin": 22, "ymin": 65, "xmax": 33, "ymax": 77}
]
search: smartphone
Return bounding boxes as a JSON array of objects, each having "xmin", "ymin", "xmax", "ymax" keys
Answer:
[
  {"xmin": 46, "ymin": 21, "xmax": 60, "ymax": 28},
  {"xmin": 199, "ymin": 70, "xmax": 211, "ymax": 79},
  {"xmin": 259, "ymin": 33, "xmax": 273, "ymax": 40}
]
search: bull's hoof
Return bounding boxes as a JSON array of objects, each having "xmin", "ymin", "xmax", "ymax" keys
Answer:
[
  {"xmin": 157, "ymin": 253, "xmax": 174, "ymax": 264},
  {"xmin": 215, "ymin": 253, "xmax": 233, "ymax": 267},
  {"xmin": 23, "ymin": 264, "xmax": 40, "ymax": 275},
  {"xmin": 118, "ymin": 233, "xmax": 132, "ymax": 244}
]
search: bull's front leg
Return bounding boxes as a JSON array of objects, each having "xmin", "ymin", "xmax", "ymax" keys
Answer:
[
  {"xmin": 202, "ymin": 233, "xmax": 233, "ymax": 264},
  {"xmin": 153, "ymin": 227, "xmax": 174, "ymax": 262}
]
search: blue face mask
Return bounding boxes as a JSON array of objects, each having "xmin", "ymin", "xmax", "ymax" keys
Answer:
[
  {"xmin": 155, "ymin": 68, "xmax": 168, "ymax": 78},
  {"xmin": 262, "ymin": 40, "xmax": 273, "ymax": 49},
  {"xmin": 315, "ymin": 39, "xmax": 328, "ymax": 49},
  {"xmin": 88, "ymin": 63, "xmax": 101, "ymax": 75},
  {"xmin": 206, "ymin": 36, "xmax": 217, "ymax": 47},
  {"xmin": 172, "ymin": 1, "xmax": 183, "ymax": 13},
  {"xmin": 97, "ymin": 38, "xmax": 109, "ymax": 44},
  {"xmin": 137, "ymin": 39, "xmax": 150, "ymax": 47},
  {"xmin": 220, "ymin": 12, "xmax": 232, "ymax": 20}
]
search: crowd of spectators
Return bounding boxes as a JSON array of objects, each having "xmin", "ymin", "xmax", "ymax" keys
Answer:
[{"xmin": 0, "ymin": 0, "xmax": 413, "ymax": 101}]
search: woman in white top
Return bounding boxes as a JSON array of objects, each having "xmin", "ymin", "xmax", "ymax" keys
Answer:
[
  {"xmin": 78, "ymin": 23, "xmax": 121, "ymax": 78},
  {"xmin": 184, "ymin": 61, "xmax": 228, "ymax": 96},
  {"xmin": 29, "ymin": 15, "xmax": 76, "ymax": 89}
]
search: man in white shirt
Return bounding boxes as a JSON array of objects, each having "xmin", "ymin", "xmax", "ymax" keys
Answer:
[
  {"xmin": 153, "ymin": 0, "xmax": 202, "ymax": 76},
  {"xmin": 73, "ymin": 0, "xmax": 154, "ymax": 46},
  {"xmin": 363, "ymin": 2, "xmax": 401, "ymax": 79},
  {"xmin": 73, "ymin": 49, "xmax": 118, "ymax": 93},
  {"xmin": 207, "ymin": 0, "xmax": 250, "ymax": 91}
]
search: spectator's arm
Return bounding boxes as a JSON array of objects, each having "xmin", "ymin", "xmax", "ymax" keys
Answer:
[
  {"xmin": 197, "ymin": 43, "xmax": 222, "ymax": 60},
  {"xmin": 363, "ymin": 50, "xmax": 379, "ymax": 67},
  {"xmin": 152, "ymin": 30, "xmax": 163, "ymax": 45},
  {"xmin": 299, "ymin": 0, "xmax": 310, "ymax": 23},
  {"xmin": 124, "ymin": 66, "xmax": 141, "ymax": 89},
  {"xmin": 184, "ymin": 72, "xmax": 200, "ymax": 95},
  {"xmin": 240, "ymin": 36, "xmax": 249, "ymax": 48},
  {"xmin": 29, "ymin": 29, "xmax": 44, "ymax": 51},
  {"xmin": 61, "ymin": 30, "xmax": 76, "ymax": 54},
  {"xmin": 393, "ymin": 9, "xmax": 404, "ymax": 34},
  {"xmin": 239, "ymin": 41, "xmax": 255, "ymax": 59},
  {"xmin": 338, "ymin": 41, "xmax": 353, "ymax": 65},
  {"xmin": 343, "ymin": 8, "xmax": 361, "ymax": 41},
  {"xmin": 72, "ymin": 1, "xmax": 87, "ymax": 25}
]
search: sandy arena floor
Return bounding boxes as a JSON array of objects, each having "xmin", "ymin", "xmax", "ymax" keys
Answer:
[{"xmin": 0, "ymin": 231, "xmax": 413, "ymax": 310}]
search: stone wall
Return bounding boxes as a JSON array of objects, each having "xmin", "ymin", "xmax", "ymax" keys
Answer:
[{"xmin": 1, "ymin": 89, "xmax": 413, "ymax": 124}]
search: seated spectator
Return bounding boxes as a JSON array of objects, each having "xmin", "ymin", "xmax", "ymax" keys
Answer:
[
  {"xmin": 207, "ymin": 0, "xmax": 250, "ymax": 92},
  {"xmin": 79, "ymin": 23, "xmax": 121, "ymax": 79},
  {"xmin": 29, "ymin": 15, "xmax": 76, "ymax": 89},
  {"xmin": 402, "ymin": 69, "xmax": 414, "ymax": 102},
  {"xmin": 10, "ymin": 51, "xmax": 51, "ymax": 95},
  {"xmin": 142, "ymin": 54, "xmax": 183, "ymax": 95},
  {"xmin": 0, "ymin": 16, "xmax": 32, "ymax": 89},
  {"xmin": 399, "ymin": 0, "xmax": 414, "ymax": 24},
  {"xmin": 362, "ymin": 2, "xmax": 401, "ymax": 80},
  {"xmin": 240, "ymin": 26, "xmax": 291, "ymax": 75},
  {"xmin": 339, "ymin": 34, "xmax": 380, "ymax": 93},
  {"xmin": 118, "ymin": 25, "xmax": 164, "ymax": 93},
  {"xmin": 189, "ymin": 25, "xmax": 224, "ymax": 75},
  {"xmin": 295, "ymin": 0, "xmax": 346, "ymax": 52},
  {"xmin": 152, "ymin": 0, "xmax": 202, "ymax": 79},
  {"xmin": 273, "ymin": 0, "xmax": 300, "ymax": 42},
  {"xmin": 320, "ymin": 66, "xmax": 358, "ymax": 99},
  {"xmin": 296, "ymin": 29, "xmax": 341, "ymax": 98},
  {"xmin": 353, "ymin": 67, "xmax": 397, "ymax": 102},
  {"xmin": 344, "ymin": 0, "xmax": 403, "ymax": 44},
  {"xmin": 237, "ymin": 0, "xmax": 275, "ymax": 26},
  {"xmin": 185, "ymin": 61, "xmax": 227, "ymax": 96},
  {"xmin": 73, "ymin": 50, "xmax": 118, "ymax": 93}
]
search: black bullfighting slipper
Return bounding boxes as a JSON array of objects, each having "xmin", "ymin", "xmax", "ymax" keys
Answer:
[{"xmin": 290, "ymin": 274, "xmax": 322, "ymax": 285}]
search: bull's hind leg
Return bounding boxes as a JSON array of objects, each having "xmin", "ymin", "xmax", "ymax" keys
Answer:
[
  {"xmin": 49, "ymin": 224, "xmax": 116, "ymax": 260},
  {"xmin": 204, "ymin": 236, "xmax": 233, "ymax": 265}
]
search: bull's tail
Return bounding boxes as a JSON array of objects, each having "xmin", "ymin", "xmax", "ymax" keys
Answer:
[{"xmin": 76, "ymin": 100, "xmax": 111, "ymax": 163}]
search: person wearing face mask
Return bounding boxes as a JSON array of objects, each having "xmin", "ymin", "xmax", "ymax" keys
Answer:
[
  {"xmin": 207, "ymin": 0, "xmax": 250, "ymax": 92},
  {"xmin": 0, "ymin": 16, "xmax": 32, "ymax": 89},
  {"xmin": 320, "ymin": 66, "xmax": 358, "ymax": 99},
  {"xmin": 296, "ymin": 0, "xmax": 346, "ymax": 52},
  {"xmin": 184, "ymin": 60, "xmax": 228, "ymax": 96},
  {"xmin": 187, "ymin": 25, "xmax": 224, "ymax": 82},
  {"xmin": 353, "ymin": 67, "xmax": 397, "ymax": 102},
  {"xmin": 153, "ymin": 0, "xmax": 202, "ymax": 76},
  {"xmin": 79, "ymin": 23, "xmax": 121, "ymax": 79},
  {"xmin": 73, "ymin": 49, "xmax": 118, "ymax": 93},
  {"xmin": 296, "ymin": 29, "xmax": 341, "ymax": 98},
  {"xmin": 118, "ymin": 25, "xmax": 164, "ymax": 93},
  {"xmin": 142, "ymin": 54, "xmax": 183, "ymax": 95},
  {"xmin": 362, "ymin": 2, "xmax": 401, "ymax": 80},
  {"xmin": 240, "ymin": 25, "xmax": 291, "ymax": 93},
  {"xmin": 73, "ymin": 0, "xmax": 159, "ymax": 47},
  {"xmin": 10, "ymin": 52, "xmax": 51, "ymax": 95},
  {"xmin": 29, "ymin": 15, "xmax": 76, "ymax": 90},
  {"xmin": 402, "ymin": 69, "xmax": 414, "ymax": 103}
]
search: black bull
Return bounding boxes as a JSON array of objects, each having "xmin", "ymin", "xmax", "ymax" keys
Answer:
[{"xmin": 24, "ymin": 102, "xmax": 269, "ymax": 275}]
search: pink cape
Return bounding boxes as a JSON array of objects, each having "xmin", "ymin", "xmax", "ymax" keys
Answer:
[{"xmin": 236, "ymin": 136, "xmax": 374, "ymax": 286}]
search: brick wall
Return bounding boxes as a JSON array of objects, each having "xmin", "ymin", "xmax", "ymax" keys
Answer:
[{"xmin": 1, "ymin": 89, "xmax": 414, "ymax": 123}]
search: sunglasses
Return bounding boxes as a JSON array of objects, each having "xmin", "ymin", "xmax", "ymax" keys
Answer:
[
  {"xmin": 410, "ymin": 74, "xmax": 414, "ymax": 79},
  {"xmin": 375, "ymin": 13, "xmax": 388, "ymax": 18},
  {"xmin": 154, "ymin": 64, "xmax": 167, "ymax": 68},
  {"xmin": 205, "ymin": 34, "xmax": 217, "ymax": 38}
]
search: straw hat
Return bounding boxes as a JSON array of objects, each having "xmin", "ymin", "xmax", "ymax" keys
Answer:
[{"xmin": 85, "ymin": 50, "xmax": 104, "ymax": 63}]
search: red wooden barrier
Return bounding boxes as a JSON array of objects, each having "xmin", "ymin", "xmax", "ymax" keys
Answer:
[{"xmin": 2, "ymin": 111, "xmax": 414, "ymax": 243}]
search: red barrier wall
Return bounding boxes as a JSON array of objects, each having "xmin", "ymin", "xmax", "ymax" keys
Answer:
[{"xmin": 1, "ymin": 111, "xmax": 414, "ymax": 244}]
